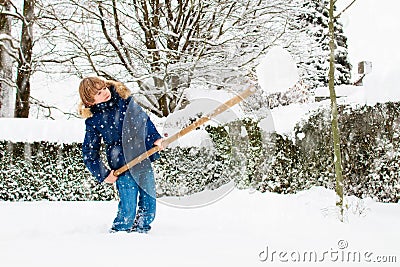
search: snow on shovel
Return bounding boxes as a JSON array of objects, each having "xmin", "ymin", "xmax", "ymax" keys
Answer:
[{"xmin": 115, "ymin": 46, "xmax": 299, "ymax": 177}]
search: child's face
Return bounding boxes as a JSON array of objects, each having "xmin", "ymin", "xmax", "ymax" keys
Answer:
[{"xmin": 93, "ymin": 86, "xmax": 112, "ymax": 105}]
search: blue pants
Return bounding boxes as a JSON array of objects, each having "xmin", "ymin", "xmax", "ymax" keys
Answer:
[{"xmin": 111, "ymin": 169, "xmax": 156, "ymax": 232}]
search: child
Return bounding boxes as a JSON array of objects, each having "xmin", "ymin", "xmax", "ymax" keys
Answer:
[{"xmin": 78, "ymin": 76, "xmax": 163, "ymax": 233}]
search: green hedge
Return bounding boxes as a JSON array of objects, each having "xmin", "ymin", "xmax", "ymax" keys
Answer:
[
  {"xmin": 255, "ymin": 102, "xmax": 400, "ymax": 203},
  {"xmin": 0, "ymin": 142, "xmax": 116, "ymax": 201},
  {"xmin": 0, "ymin": 141, "xmax": 235, "ymax": 201},
  {"xmin": 0, "ymin": 102, "xmax": 399, "ymax": 202}
]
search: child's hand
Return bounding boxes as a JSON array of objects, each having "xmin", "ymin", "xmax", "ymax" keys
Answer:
[
  {"xmin": 154, "ymin": 138, "xmax": 165, "ymax": 150},
  {"xmin": 104, "ymin": 171, "xmax": 118, "ymax": 184}
]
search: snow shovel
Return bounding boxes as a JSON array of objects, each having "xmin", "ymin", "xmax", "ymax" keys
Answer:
[
  {"xmin": 114, "ymin": 46, "xmax": 299, "ymax": 177},
  {"xmin": 114, "ymin": 84, "xmax": 256, "ymax": 176}
]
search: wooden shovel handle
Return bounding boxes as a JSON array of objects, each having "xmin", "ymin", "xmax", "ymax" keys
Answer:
[{"xmin": 114, "ymin": 84, "xmax": 256, "ymax": 177}]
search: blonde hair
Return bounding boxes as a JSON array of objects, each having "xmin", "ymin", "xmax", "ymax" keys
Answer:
[{"xmin": 78, "ymin": 76, "xmax": 131, "ymax": 118}]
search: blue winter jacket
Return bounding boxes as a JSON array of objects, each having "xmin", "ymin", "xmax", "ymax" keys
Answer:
[{"xmin": 82, "ymin": 85, "xmax": 162, "ymax": 183}]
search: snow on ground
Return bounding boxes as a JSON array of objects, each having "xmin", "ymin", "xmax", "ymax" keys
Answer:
[{"xmin": 0, "ymin": 187, "xmax": 398, "ymax": 267}]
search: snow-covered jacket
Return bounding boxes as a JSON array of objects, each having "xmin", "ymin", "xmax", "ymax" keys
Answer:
[{"xmin": 82, "ymin": 85, "xmax": 161, "ymax": 183}]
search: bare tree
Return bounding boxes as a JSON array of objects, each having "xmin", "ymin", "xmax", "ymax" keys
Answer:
[
  {"xmin": 0, "ymin": 0, "xmax": 14, "ymax": 117},
  {"xmin": 327, "ymin": 0, "xmax": 357, "ymax": 221},
  {"xmin": 41, "ymin": 0, "xmax": 293, "ymax": 117},
  {"xmin": 1, "ymin": 0, "xmax": 43, "ymax": 118},
  {"xmin": 14, "ymin": 0, "xmax": 34, "ymax": 118},
  {"xmin": 327, "ymin": 0, "xmax": 344, "ymax": 221},
  {"xmin": 0, "ymin": 0, "xmax": 69, "ymax": 119}
]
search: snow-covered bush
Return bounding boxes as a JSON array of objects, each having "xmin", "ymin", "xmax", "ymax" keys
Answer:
[
  {"xmin": 0, "ymin": 141, "xmax": 234, "ymax": 201},
  {"xmin": 154, "ymin": 119, "xmax": 263, "ymax": 197},
  {"xmin": 0, "ymin": 142, "xmax": 115, "ymax": 201},
  {"xmin": 257, "ymin": 133, "xmax": 328, "ymax": 194},
  {"xmin": 256, "ymin": 102, "xmax": 400, "ymax": 203},
  {"xmin": 1, "ymin": 102, "xmax": 399, "ymax": 203},
  {"xmin": 154, "ymin": 147, "xmax": 232, "ymax": 197}
]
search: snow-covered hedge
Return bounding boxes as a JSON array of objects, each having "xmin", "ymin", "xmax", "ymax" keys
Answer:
[
  {"xmin": 0, "ymin": 141, "xmax": 235, "ymax": 201},
  {"xmin": 255, "ymin": 102, "xmax": 400, "ymax": 203},
  {"xmin": 0, "ymin": 102, "xmax": 399, "ymax": 202},
  {"xmin": 154, "ymin": 147, "xmax": 233, "ymax": 197},
  {"xmin": 0, "ymin": 142, "xmax": 116, "ymax": 201}
]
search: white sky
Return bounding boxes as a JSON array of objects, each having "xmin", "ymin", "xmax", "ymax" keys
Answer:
[
  {"xmin": 337, "ymin": 0, "xmax": 400, "ymax": 96},
  {"xmin": 337, "ymin": 0, "xmax": 399, "ymax": 62}
]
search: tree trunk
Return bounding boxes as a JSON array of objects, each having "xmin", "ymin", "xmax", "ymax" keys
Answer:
[
  {"xmin": 0, "ymin": 0, "xmax": 14, "ymax": 117},
  {"xmin": 328, "ymin": 0, "xmax": 344, "ymax": 221},
  {"xmin": 14, "ymin": 0, "xmax": 34, "ymax": 118}
]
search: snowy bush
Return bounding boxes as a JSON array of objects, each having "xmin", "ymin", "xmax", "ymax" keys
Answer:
[
  {"xmin": 0, "ymin": 141, "xmax": 234, "ymax": 201},
  {"xmin": 255, "ymin": 102, "xmax": 400, "ymax": 203},
  {"xmin": 0, "ymin": 142, "xmax": 115, "ymax": 201},
  {"xmin": 256, "ymin": 133, "xmax": 329, "ymax": 194},
  {"xmin": 154, "ymin": 118, "xmax": 264, "ymax": 197},
  {"xmin": 154, "ymin": 147, "xmax": 232, "ymax": 197},
  {"xmin": 1, "ymin": 102, "xmax": 399, "ymax": 203}
]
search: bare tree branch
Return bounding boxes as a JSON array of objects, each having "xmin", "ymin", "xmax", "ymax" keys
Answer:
[
  {"xmin": 30, "ymin": 95, "xmax": 79, "ymax": 119},
  {"xmin": 335, "ymin": 0, "xmax": 357, "ymax": 19}
]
